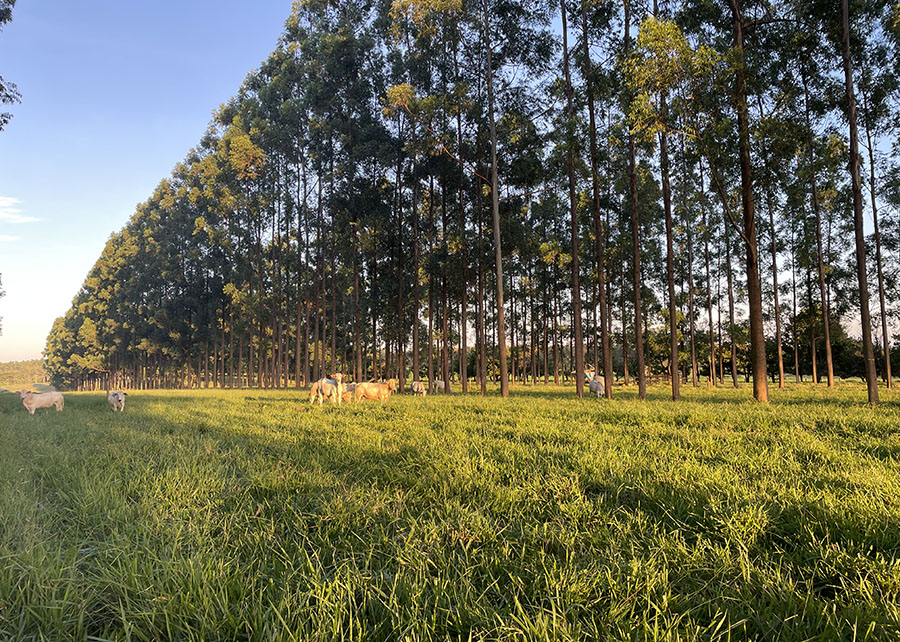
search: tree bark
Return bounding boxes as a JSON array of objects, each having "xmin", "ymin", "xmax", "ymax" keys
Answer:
[
  {"xmin": 484, "ymin": 0, "xmax": 509, "ymax": 397},
  {"xmin": 561, "ymin": 0, "xmax": 585, "ymax": 398},
  {"xmin": 730, "ymin": 0, "xmax": 768, "ymax": 401},
  {"xmin": 841, "ymin": 0, "xmax": 879, "ymax": 403}
]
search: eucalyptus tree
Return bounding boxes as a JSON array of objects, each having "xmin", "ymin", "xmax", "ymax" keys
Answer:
[
  {"xmin": 840, "ymin": 0, "xmax": 879, "ymax": 403},
  {"xmin": 559, "ymin": 0, "xmax": 585, "ymax": 397},
  {"xmin": 857, "ymin": 11, "xmax": 898, "ymax": 388},
  {"xmin": 576, "ymin": 0, "xmax": 616, "ymax": 397}
]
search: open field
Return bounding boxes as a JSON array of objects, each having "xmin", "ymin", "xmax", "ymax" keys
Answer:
[{"xmin": 1, "ymin": 383, "xmax": 899, "ymax": 640}]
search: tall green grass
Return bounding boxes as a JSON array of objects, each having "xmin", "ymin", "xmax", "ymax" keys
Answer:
[{"xmin": 1, "ymin": 383, "xmax": 898, "ymax": 640}]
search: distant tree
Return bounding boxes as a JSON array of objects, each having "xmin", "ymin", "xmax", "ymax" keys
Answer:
[{"xmin": 0, "ymin": 0, "xmax": 20, "ymax": 131}]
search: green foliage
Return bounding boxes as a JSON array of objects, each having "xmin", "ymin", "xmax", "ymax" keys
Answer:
[{"xmin": 0, "ymin": 359, "xmax": 45, "ymax": 387}]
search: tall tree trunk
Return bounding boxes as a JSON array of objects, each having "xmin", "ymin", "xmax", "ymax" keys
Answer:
[
  {"xmin": 841, "ymin": 0, "xmax": 879, "ymax": 403},
  {"xmin": 766, "ymin": 187, "xmax": 785, "ymax": 389},
  {"xmin": 862, "ymin": 89, "xmax": 892, "ymax": 388},
  {"xmin": 725, "ymin": 220, "xmax": 738, "ymax": 388},
  {"xmin": 624, "ymin": 0, "xmax": 646, "ymax": 399},
  {"xmin": 428, "ymin": 176, "xmax": 435, "ymax": 390},
  {"xmin": 396, "ymin": 119, "xmax": 406, "ymax": 391},
  {"xmin": 659, "ymin": 91, "xmax": 680, "ymax": 400},
  {"xmin": 791, "ymin": 215, "xmax": 801, "ymax": 383},
  {"xmin": 802, "ymin": 76, "xmax": 835, "ymax": 387},
  {"xmin": 412, "ymin": 183, "xmax": 420, "ymax": 383},
  {"xmin": 582, "ymin": 0, "xmax": 612, "ymax": 398},
  {"xmin": 456, "ymin": 71, "xmax": 469, "ymax": 393},
  {"xmin": 561, "ymin": 0, "xmax": 584, "ymax": 398},
  {"xmin": 484, "ymin": 0, "xmax": 509, "ymax": 396},
  {"xmin": 730, "ymin": 0, "xmax": 768, "ymax": 401},
  {"xmin": 477, "ymin": 179, "xmax": 487, "ymax": 395}
]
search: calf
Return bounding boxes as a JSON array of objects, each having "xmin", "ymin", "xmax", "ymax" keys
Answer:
[
  {"xmin": 107, "ymin": 390, "xmax": 128, "ymax": 412},
  {"xmin": 341, "ymin": 383, "xmax": 358, "ymax": 403},
  {"xmin": 410, "ymin": 381, "xmax": 426, "ymax": 396},
  {"xmin": 17, "ymin": 390, "xmax": 64, "ymax": 415},
  {"xmin": 588, "ymin": 376, "xmax": 602, "ymax": 397}
]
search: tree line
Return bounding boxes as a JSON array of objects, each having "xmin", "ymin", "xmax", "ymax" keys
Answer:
[{"xmin": 43, "ymin": 0, "xmax": 900, "ymax": 403}]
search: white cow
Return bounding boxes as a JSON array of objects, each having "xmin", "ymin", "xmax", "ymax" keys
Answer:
[
  {"xmin": 432, "ymin": 379, "xmax": 452, "ymax": 394},
  {"xmin": 310, "ymin": 373, "xmax": 344, "ymax": 406},
  {"xmin": 410, "ymin": 381, "xmax": 427, "ymax": 396},
  {"xmin": 588, "ymin": 376, "xmax": 603, "ymax": 397},
  {"xmin": 107, "ymin": 390, "xmax": 128, "ymax": 412},
  {"xmin": 17, "ymin": 390, "xmax": 64, "ymax": 415}
]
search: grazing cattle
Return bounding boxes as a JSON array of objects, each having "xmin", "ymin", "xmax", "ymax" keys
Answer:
[
  {"xmin": 354, "ymin": 379, "xmax": 397, "ymax": 403},
  {"xmin": 107, "ymin": 390, "xmax": 128, "ymax": 412},
  {"xmin": 588, "ymin": 376, "xmax": 602, "ymax": 397},
  {"xmin": 410, "ymin": 381, "xmax": 426, "ymax": 396},
  {"xmin": 17, "ymin": 390, "xmax": 64, "ymax": 415},
  {"xmin": 432, "ymin": 379, "xmax": 452, "ymax": 394},
  {"xmin": 341, "ymin": 383, "xmax": 358, "ymax": 403},
  {"xmin": 310, "ymin": 373, "xmax": 344, "ymax": 406}
]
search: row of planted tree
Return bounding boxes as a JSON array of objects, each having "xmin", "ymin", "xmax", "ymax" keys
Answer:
[{"xmin": 43, "ymin": 0, "xmax": 900, "ymax": 402}]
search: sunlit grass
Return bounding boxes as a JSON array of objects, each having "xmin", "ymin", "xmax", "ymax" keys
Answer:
[{"xmin": 1, "ymin": 383, "xmax": 898, "ymax": 640}]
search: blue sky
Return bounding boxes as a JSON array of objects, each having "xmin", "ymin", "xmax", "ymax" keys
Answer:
[{"xmin": 0, "ymin": 0, "xmax": 291, "ymax": 361}]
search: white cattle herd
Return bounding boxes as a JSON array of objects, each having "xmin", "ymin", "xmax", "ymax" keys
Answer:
[{"xmin": 11, "ymin": 377, "xmax": 456, "ymax": 414}]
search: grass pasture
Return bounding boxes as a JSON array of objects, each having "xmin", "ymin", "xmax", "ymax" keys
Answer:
[{"xmin": 1, "ymin": 383, "xmax": 899, "ymax": 640}]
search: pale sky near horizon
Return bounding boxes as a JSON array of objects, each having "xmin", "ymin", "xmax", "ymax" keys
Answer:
[{"xmin": 0, "ymin": 1, "xmax": 291, "ymax": 361}]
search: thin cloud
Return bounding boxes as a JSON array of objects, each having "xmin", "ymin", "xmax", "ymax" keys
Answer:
[
  {"xmin": 0, "ymin": 196, "xmax": 39, "ymax": 224},
  {"xmin": 0, "ymin": 234, "xmax": 20, "ymax": 242}
]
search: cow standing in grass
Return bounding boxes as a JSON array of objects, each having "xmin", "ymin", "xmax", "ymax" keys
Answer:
[
  {"xmin": 354, "ymin": 379, "xmax": 397, "ymax": 403},
  {"xmin": 107, "ymin": 390, "xmax": 127, "ymax": 412},
  {"xmin": 17, "ymin": 390, "xmax": 64, "ymax": 415},
  {"xmin": 310, "ymin": 374, "xmax": 344, "ymax": 406}
]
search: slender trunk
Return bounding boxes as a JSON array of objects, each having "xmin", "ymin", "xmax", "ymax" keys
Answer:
[
  {"xmin": 862, "ymin": 89, "xmax": 891, "ymax": 388},
  {"xmin": 802, "ymin": 76, "xmax": 834, "ymax": 386},
  {"xmin": 484, "ymin": 0, "xmax": 509, "ymax": 396},
  {"xmin": 621, "ymin": 263, "xmax": 630, "ymax": 386},
  {"xmin": 766, "ymin": 187, "xmax": 785, "ymax": 388},
  {"xmin": 396, "ymin": 119, "xmax": 406, "ymax": 390},
  {"xmin": 428, "ymin": 176, "xmax": 435, "ymax": 389},
  {"xmin": 561, "ymin": 0, "xmax": 584, "ymax": 398},
  {"xmin": 582, "ymin": 0, "xmax": 612, "ymax": 398},
  {"xmin": 477, "ymin": 179, "xmax": 487, "ymax": 395},
  {"xmin": 841, "ymin": 0, "xmax": 879, "ymax": 403},
  {"xmin": 413, "ymin": 184, "xmax": 420, "ymax": 382},
  {"xmin": 725, "ymin": 220, "xmax": 738, "ymax": 388},
  {"xmin": 730, "ymin": 0, "xmax": 768, "ymax": 401},
  {"xmin": 659, "ymin": 92, "xmax": 680, "ymax": 400},
  {"xmin": 624, "ymin": 0, "xmax": 645, "ymax": 399},
  {"xmin": 791, "ymin": 216, "xmax": 801, "ymax": 383}
]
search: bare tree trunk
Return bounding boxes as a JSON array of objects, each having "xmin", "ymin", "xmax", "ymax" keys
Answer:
[
  {"xmin": 862, "ymin": 89, "xmax": 892, "ymax": 388},
  {"xmin": 730, "ymin": 0, "xmax": 768, "ymax": 401},
  {"xmin": 412, "ymin": 184, "xmax": 420, "ymax": 383},
  {"xmin": 484, "ymin": 0, "xmax": 509, "ymax": 396},
  {"xmin": 624, "ymin": 0, "xmax": 645, "ymax": 399},
  {"xmin": 802, "ymin": 75, "xmax": 834, "ymax": 387},
  {"xmin": 841, "ymin": 0, "xmax": 879, "ymax": 403},
  {"xmin": 582, "ymin": 0, "xmax": 612, "ymax": 398},
  {"xmin": 561, "ymin": 0, "xmax": 585, "ymax": 398},
  {"xmin": 659, "ymin": 91, "xmax": 680, "ymax": 400},
  {"xmin": 766, "ymin": 187, "xmax": 785, "ymax": 388},
  {"xmin": 725, "ymin": 219, "xmax": 738, "ymax": 388}
]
